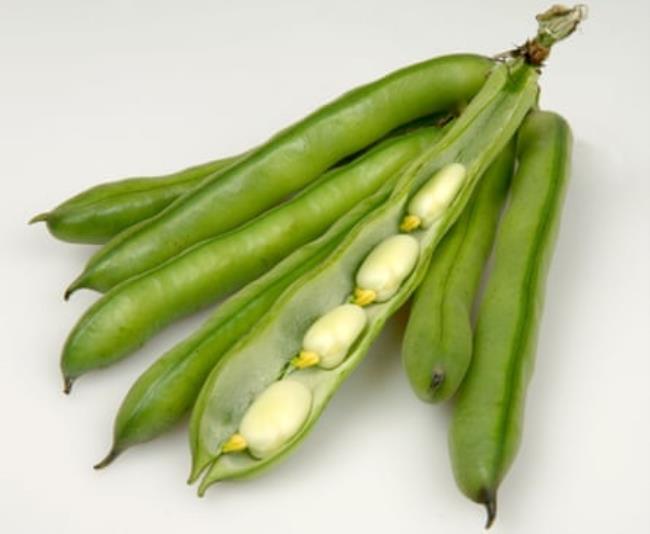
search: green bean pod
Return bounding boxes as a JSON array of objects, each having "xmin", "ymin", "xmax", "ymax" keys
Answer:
[
  {"xmin": 95, "ymin": 125, "xmax": 432, "ymax": 465},
  {"xmin": 61, "ymin": 127, "xmax": 442, "ymax": 390},
  {"xmin": 449, "ymin": 110, "xmax": 572, "ymax": 528},
  {"xmin": 402, "ymin": 139, "xmax": 516, "ymax": 403},
  {"xmin": 31, "ymin": 117, "xmax": 438, "ymax": 246},
  {"xmin": 66, "ymin": 54, "xmax": 493, "ymax": 294},
  {"xmin": 188, "ymin": 61, "xmax": 538, "ymax": 492},
  {"xmin": 30, "ymin": 156, "xmax": 239, "ymax": 244}
]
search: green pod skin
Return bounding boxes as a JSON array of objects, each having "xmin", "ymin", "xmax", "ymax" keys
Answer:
[
  {"xmin": 30, "ymin": 156, "xmax": 239, "ymax": 244},
  {"xmin": 61, "ymin": 127, "xmax": 442, "ymax": 390},
  {"xmin": 67, "ymin": 54, "xmax": 493, "ymax": 294},
  {"xmin": 188, "ymin": 62, "xmax": 538, "ymax": 492},
  {"xmin": 449, "ymin": 111, "xmax": 572, "ymax": 528},
  {"xmin": 402, "ymin": 139, "xmax": 516, "ymax": 403},
  {"xmin": 31, "ymin": 117, "xmax": 440, "ymax": 246},
  {"xmin": 94, "ymin": 136, "xmax": 420, "ymax": 466}
]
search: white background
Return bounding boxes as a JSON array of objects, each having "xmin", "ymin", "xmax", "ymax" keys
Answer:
[{"xmin": 1, "ymin": 1, "xmax": 648, "ymax": 532}]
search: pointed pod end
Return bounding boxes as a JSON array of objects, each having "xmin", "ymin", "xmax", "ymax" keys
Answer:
[
  {"xmin": 197, "ymin": 476, "xmax": 220, "ymax": 498},
  {"xmin": 188, "ymin": 456, "xmax": 217, "ymax": 487},
  {"xmin": 187, "ymin": 465, "xmax": 200, "ymax": 486},
  {"xmin": 63, "ymin": 376, "xmax": 75, "ymax": 395},
  {"xmin": 481, "ymin": 489, "xmax": 498, "ymax": 529},
  {"xmin": 94, "ymin": 448, "xmax": 121, "ymax": 470},
  {"xmin": 64, "ymin": 275, "xmax": 87, "ymax": 300},
  {"xmin": 196, "ymin": 482, "xmax": 208, "ymax": 498},
  {"xmin": 29, "ymin": 212, "xmax": 50, "ymax": 225}
]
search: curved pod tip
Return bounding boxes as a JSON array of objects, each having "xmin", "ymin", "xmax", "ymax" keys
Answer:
[
  {"xmin": 29, "ymin": 212, "xmax": 50, "ymax": 225},
  {"xmin": 187, "ymin": 464, "xmax": 205, "ymax": 486},
  {"xmin": 63, "ymin": 376, "xmax": 75, "ymax": 395},
  {"xmin": 197, "ymin": 478, "xmax": 216, "ymax": 498},
  {"xmin": 64, "ymin": 275, "xmax": 86, "ymax": 300},
  {"xmin": 94, "ymin": 448, "xmax": 121, "ymax": 470},
  {"xmin": 187, "ymin": 454, "xmax": 213, "ymax": 486},
  {"xmin": 482, "ymin": 489, "xmax": 497, "ymax": 529}
]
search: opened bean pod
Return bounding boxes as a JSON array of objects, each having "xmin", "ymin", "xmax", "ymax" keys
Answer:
[
  {"xmin": 66, "ymin": 54, "xmax": 493, "ymax": 295},
  {"xmin": 188, "ymin": 61, "xmax": 538, "ymax": 492},
  {"xmin": 61, "ymin": 127, "xmax": 442, "ymax": 391},
  {"xmin": 402, "ymin": 139, "xmax": 516, "ymax": 402},
  {"xmin": 210, "ymin": 166, "xmax": 458, "ymax": 461}
]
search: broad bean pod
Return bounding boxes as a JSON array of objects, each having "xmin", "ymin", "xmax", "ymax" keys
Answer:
[
  {"xmin": 66, "ymin": 54, "xmax": 493, "ymax": 294},
  {"xmin": 31, "ymin": 116, "xmax": 441, "ymax": 246},
  {"xmin": 449, "ymin": 110, "xmax": 572, "ymax": 528},
  {"xmin": 402, "ymin": 139, "xmax": 515, "ymax": 402},
  {"xmin": 188, "ymin": 61, "xmax": 538, "ymax": 492},
  {"xmin": 31, "ymin": 155, "xmax": 239, "ymax": 244}
]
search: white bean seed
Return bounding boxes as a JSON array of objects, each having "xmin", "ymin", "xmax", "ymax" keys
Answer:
[
  {"xmin": 406, "ymin": 162, "xmax": 466, "ymax": 229},
  {"xmin": 239, "ymin": 379, "xmax": 312, "ymax": 459},
  {"xmin": 355, "ymin": 234, "xmax": 419, "ymax": 303},
  {"xmin": 301, "ymin": 304, "xmax": 367, "ymax": 368}
]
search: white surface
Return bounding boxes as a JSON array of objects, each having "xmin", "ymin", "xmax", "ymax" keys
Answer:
[{"xmin": 1, "ymin": 1, "xmax": 649, "ymax": 532}]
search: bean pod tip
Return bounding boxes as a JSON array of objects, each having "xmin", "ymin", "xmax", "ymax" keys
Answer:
[
  {"xmin": 28, "ymin": 212, "xmax": 49, "ymax": 225},
  {"xmin": 63, "ymin": 375, "xmax": 75, "ymax": 395},
  {"xmin": 64, "ymin": 276, "xmax": 86, "ymax": 301},
  {"xmin": 93, "ymin": 448, "xmax": 121, "ymax": 470},
  {"xmin": 482, "ymin": 489, "xmax": 497, "ymax": 529}
]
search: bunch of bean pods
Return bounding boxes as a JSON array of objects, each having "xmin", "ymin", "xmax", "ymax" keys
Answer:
[{"xmin": 31, "ymin": 5, "xmax": 586, "ymax": 528}]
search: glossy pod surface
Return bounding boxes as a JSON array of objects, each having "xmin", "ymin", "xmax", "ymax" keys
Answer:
[
  {"xmin": 32, "ymin": 156, "xmax": 239, "ymax": 244},
  {"xmin": 449, "ymin": 110, "xmax": 572, "ymax": 527},
  {"xmin": 69, "ymin": 54, "xmax": 493, "ymax": 293},
  {"xmin": 61, "ymin": 127, "xmax": 441, "ymax": 386},
  {"xmin": 100, "ymin": 167, "xmax": 402, "ymax": 462},
  {"xmin": 402, "ymin": 140, "xmax": 516, "ymax": 402},
  {"xmin": 188, "ymin": 62, "xmax": 539, "ymax": 491}
]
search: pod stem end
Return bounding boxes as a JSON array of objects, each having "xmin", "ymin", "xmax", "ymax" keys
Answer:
[
  {"xmin": 534, "ymin": 4, "xmax": 588, "ymax": 49},
  {"xmin": 495, "ymin": 4, "xmax": 588, "ymax": 66}
]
